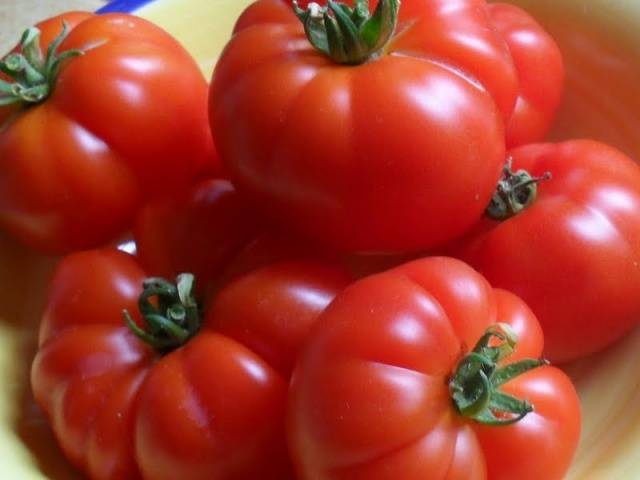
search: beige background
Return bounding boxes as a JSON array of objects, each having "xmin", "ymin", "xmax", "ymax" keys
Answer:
[{"xmin": 0, "ymin": 0, "xmax": 106, "ymax": 51}]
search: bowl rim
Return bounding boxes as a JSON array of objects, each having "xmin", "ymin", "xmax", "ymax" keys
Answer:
[{"xmin": 97, "ymin": 0, "xmax": 154, "ymax": 13}]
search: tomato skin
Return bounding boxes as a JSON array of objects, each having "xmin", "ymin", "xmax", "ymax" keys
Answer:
[
  {"xmin": 212, "ymin": 0, "xmax": 516, "ymax": 253},
  {"xmin": 208, "ymin": 261, "xmax": 353, "ymax": 376},
  {"xmin": 288, "ymin": 257, "xmax": 579, "ymax": 480},
  {"xmin": 220, "ymin": 230, "xmax": 417, "ymax": 289},
  {"xmin": 488, "ymin": 3, "xmax": 564, "ymax": 148},
  {"xmin": 0, "ymin": 13, "xmax": 217, "ymax": 254},
  {"xmin": 32, "ymin": 249, "xmax": 349, "ymax": 480},
  {"xmin": 134, "ymin": 179, "xmax": 262, "ymax": 292},
  {"xmin": 455, "ymin": 140, "xmax": 640, "ymax": 362},
  {"xmin": 474, "ymin": 366, "xmax": 580, "ymax": 480},
  {"xmin": 134, "ymin": 332, "xmax": 289, "ymax": 480}
]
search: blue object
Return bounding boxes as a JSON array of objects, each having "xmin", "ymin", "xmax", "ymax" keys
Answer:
[{"xmin": 97, "ymin": 0, "xmax": 155, "ymax": 13}]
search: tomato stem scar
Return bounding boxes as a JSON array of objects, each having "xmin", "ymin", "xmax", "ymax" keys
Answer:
[{"xmin": 486, "ymin": 157, "xmax": 552, "ymax": 220}]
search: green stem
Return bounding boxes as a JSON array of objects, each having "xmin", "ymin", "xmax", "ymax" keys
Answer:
[
  {"xmin": 293, "ymin": 0, "xmax": 400, "ymax": 64},
  {"xmin": 0, "ymin": 21, "xmax": 83, "ymax": 107},
  {"xmin": 123, "ymin": 274, "xmax": 202, "ymax": 353},
  {"xmin": 486, "ymin": 158, "xmax": 552, "ymax": 220},
  {"xmin": 449, "ymin": 323, "xmax": 548, "ymax": 426}
]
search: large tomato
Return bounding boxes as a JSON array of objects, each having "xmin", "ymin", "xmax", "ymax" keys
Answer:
[
  {"xmin": 134, "ymin": 179, "xmax": 263, "ymax": 293},
  {"xmin": 0, "ymin": 12, "xmax": 216, "ymax": 253},
  {"xmin": 211, "ymin": 0, "xmax": 519, "ymax": 253},
  {"xmin": 454, "ymin": 139, "xmax": 640, "ymax": 363},
  {"xmin": 286, "ymin": 1, "xmax": 564, "ymax": 149},
  {"xmin": 288, "ymin": 257, "xmax": 580, "ymax": 480},
  {"xmin": 133, "ymin": 180, "xmax": 406, "ymax": 299},
  {"xmin": 32, "ymin": 249, "xmax": 351, "ymax": 480}
]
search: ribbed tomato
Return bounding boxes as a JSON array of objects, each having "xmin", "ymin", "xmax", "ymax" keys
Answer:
[
  {"xmin": 211, "ymin": 0, "xmax": 516, "ymax": 253},
  {"xmin": 0, "ymin": 13, "xmax": 216, "ymax": 253},
  {"xmin": 455, "ymin": 139, "xmax": 640, "ymax": 362},
  {"xmin": 289, "ymin": 257, "xmax": 580, "ymax": 479},
  {"xmin": 32, "ymin": 249, "xmax": 351, "ymax": 479}
]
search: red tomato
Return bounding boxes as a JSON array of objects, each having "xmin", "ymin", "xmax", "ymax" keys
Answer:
[
  {"xmin": 288, "ymin": 257, "xmax": 580, "ymax": 480},
  {"xmin": 211, "ymin": 0, "xmax": 518, "ymax": 252},
  {"xmin": 32, "ymin": 249, "xmax": 350, "ymax": 480},
  {"xmin": 221, "ymin": 230, "xmax": 417, "ymax": 287},
  {"xmin": 219, "ymin": 231, "xmax": 341, "ymax": 282},
  {"xmin": 488, "ymin": 3, "xmax": 564, "ymax": 148},
  {"xmin": 453, "ymin": 140, "xmax": 640, "ymax": 363},
  {"xmin": 133, "ymin": 182, "xmax": 400, "ymax": 296},
  {"xmin": 0, "ymin": 13, "xmax": 216, "ymax": 254},
  {"xmin": 134, "ymin": 179, "xmax": 262, "ymax": 292},
  {"xmin": 260, "ymin": 1, "xmax": 563, "ymax": 149}
]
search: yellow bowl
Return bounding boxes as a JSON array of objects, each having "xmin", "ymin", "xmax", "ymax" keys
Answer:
[{"xmin": 2, "ymin": 0, "xmax": 640, "ymax": 478}]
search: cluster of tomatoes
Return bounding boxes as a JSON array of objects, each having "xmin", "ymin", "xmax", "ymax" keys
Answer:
[{"xmin": 2, "ymin": 0, "xmax": 640, "ymax": 479}]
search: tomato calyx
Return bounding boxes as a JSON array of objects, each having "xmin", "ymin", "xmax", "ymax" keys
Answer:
[
  {"xmin": 123, "ymin": 274, "xmax": 201, "ymax": 353},
  {"xmin": 293, "ymin": 0, "xmax": 399, "ymax": 65},
  {"xmin": 0, "ymin": 22, "xmax": 83, "ymax": 106},
  {"xmin": 449, "ymin": 323, "xmax": 548, "ymax": 426},
  {"xmin": 486, "ymin": 158, "xmax": 552, "ymax": 220}
]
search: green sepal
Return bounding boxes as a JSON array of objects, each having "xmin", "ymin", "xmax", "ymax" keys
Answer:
[
  {"xmin": 294, "ymin": 2, "xmax": 330, "ymax": 56},
  {"xmin": 329, "ymin": 1, "xmax": 364, "ymax": 60},
  {"xmin": 0, "ymin": 20, "xmax": 84, "ymax": 107},
  {"xmin": 449, "ymin": 324, "xmax": 548, "ymax": 427},
  {"xmin": 324, "ymin": 10, "xmax": 346, "ymax": 62},
  {"xmin": 123, "ymin": 274, "xmax": 202, "ymax": 353},
  {"xmin": 492, "ymin": 358, "xmax": 548, "ymax": 388},
  {"xmin": 360, "ymin": 0, "xmax": 399, "ymax": 51},
  {"xmin": 293, "ymin": 0, "xmax": 400, "ymax": 64},
  {"xmin": 352, "ymin": 0, "xmax": 370, "ymax": 26}
]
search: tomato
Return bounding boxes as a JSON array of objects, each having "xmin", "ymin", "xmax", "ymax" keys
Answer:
[
  {"xmin": 222, "ymin": 230, "xmax": 418, "ymax": 287},
  {"xmin": 0, "ymin": 13, "xmax": 216, "ymax": 254},
  {"xmin": 32, "ymin": 249, "xmax": 351, "ymax": 480},
  {"xmin": 133, "ymin": 181, "xmax": 356, "ymax": 296},
  {"xmin": 488, "ymin": 3, "xmax": 564, "ymax": 148},
  {"xmin": 134, "ymin": 179, "xmax": 263, "ymax": 293},
  {"xmin": 288, "ymin": 257, "xmax": 580, "ymax": 480},
  {"xmin": 133, "ymin": 180, "xmax": 401, "ymax": 295},
  {"xmin": 258, "ymin": 1, "xmax": 563, "ymax": 149},
  {"xmin": 211, "ymin": 0, "xmax": 518, "ymax": 252},
  {"xmin": 453, "ymin": 139, "xmax": 640, "ymax": 363},
  {"xmin": 218, "ymin": 230, "xmax": 343, "ymax": 282}
]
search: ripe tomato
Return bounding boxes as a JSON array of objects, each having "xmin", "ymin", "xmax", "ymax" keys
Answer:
[
  {"xmin": 454, "ymin": 139, "xmax": 640, "ymax": 363},
  {"xmin": 289, "ymin": 257, "xmax": 580, "ymax": 480},
  {"xmin": 133, "ymin": 181, "xmax": 399, "ymax": 297},
  {"xmin": 134, "ymin": 179, "xmax": 263, "ymax": 292},
  {"xmin": 0, "ymin": 13, "xmax": 216, "ymax": 254},
  {"xmin": 211, "ymin": 0, "xmax": 518, "ymax": 252},
  {"xmin": 221, "ymin": 230, "xmax": 418, "ymax": 288},
  {"xmin": 32, "ymin": 249, "xmax": 351, "ymax": 480},
  {"xmin": 488, "ymin": 3, "xmax": 564, "ymax": 148},
  {"xmin": 258, "ymin": 1, "xmax": 563, "ymax": 149},
  {"xmin": 219, "ymin": 230, "xmax": 344, "ymax": 282}
]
